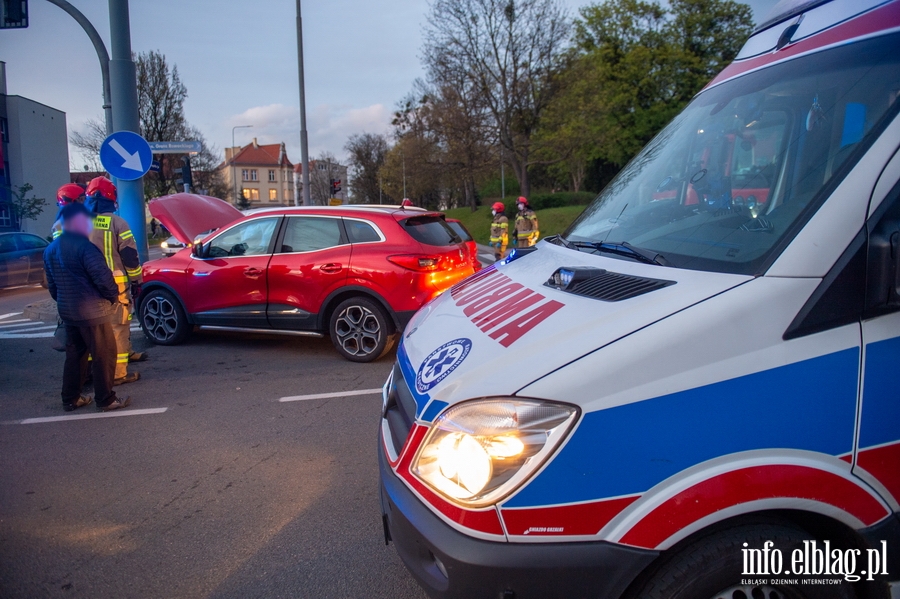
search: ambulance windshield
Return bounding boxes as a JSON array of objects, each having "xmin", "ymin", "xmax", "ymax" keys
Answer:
[{"xmin": 565, "ymin": 33, "xmax": 900, "ymax": 275}]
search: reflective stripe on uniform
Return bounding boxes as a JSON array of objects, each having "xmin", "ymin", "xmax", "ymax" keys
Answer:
[
  {"xmin": 103, "ymin": 230, "xmax": 114, "ymax": 270},
  {"xmin": 117, "ymin": 353, "xmax": 129, "ymax": 364},
  {"xmin": 119, "ymin": 230, "xmax": 134, "ymax": 241},
  {"xmin": 125, "ymin": 266, "xmax": 143, "ymax": 278},
  {"xmin": 52, "ymin": 230, "xmax": 62, "ymax": 239}
]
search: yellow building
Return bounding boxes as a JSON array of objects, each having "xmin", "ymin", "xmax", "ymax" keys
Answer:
[{"xmin": 220, "ymin": 138, "xmax": 295, "ymax": 206}]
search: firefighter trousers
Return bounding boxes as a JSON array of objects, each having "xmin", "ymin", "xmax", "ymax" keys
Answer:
[{"xmin": 113, "ymin": 302, "xmax": 133, "ymax": 379}]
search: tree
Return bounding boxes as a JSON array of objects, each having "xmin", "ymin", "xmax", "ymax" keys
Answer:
[
  {"xmin": 424, "ymin": 0, "xmax": 570, "ymax": 197},
  {"xmin": 307, "ymin": 152, "xmax": 344, "ymax": 206},
  {"xmin": 345, "ymin": 133, "xmax": 391, "ymax": 204},
  {"xmin": 6, "ymin": 183, "xmax": 47, "ymax": 225},
  {"xmin": 70, "ymin": 50, "xmax": 229, "ymax": 202}
]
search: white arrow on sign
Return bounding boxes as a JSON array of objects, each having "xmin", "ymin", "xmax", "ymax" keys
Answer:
[{"xmin": 109, "ymin": 139, "xmax": 144, "ymax": 172}]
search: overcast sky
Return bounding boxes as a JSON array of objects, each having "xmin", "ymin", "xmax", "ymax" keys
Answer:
[{"xmin": 1, "ymin": 0, "xmax": 779, "ymax": 170}]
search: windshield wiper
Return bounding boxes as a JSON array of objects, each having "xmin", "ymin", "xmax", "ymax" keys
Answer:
[{"xmin": 570, "ymin": 240, "xmax": 670, "ymax": 266}]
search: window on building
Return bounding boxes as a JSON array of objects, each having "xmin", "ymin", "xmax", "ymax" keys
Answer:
[
  {"xmin": 242, "ymin": 169, "xmax": 258, "ymax": 182},
  {"xmin": 317, "ymin": 163, "xmax": 327, "ymax": 171},
  {"xmin": 0, "ymin": 205, "xmax": 12, "ymax": 228},
  {"xmin": 269, "ymin": 189, "xmax": 278, "ymax": 201},
  {"xmin": 0, "ymin": 117, "xmax": 8, "ymax": 143},
  {"xmin": 242, "ymin": 188, "xmax": 260, "ymax": 201},
  {"xmin": 268, "ymin": 169, "xmax": 276, "ymax": 182}
]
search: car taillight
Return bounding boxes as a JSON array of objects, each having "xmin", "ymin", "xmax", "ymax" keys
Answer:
[{"xmin": 388, "ymin": 253, "xmax": 455, "ymax": 272}]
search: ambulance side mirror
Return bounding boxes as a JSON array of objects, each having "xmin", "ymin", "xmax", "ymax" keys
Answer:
[{"xmin": 866, "ymin": 218, "xmax": 900, "ymax": 313}]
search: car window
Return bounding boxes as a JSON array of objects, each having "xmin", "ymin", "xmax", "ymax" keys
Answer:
[
  {"xmin": 16, "ymin": 234, "xmax": 48, "ymax": 250},
  {"xmin": 401, "ymin": 216, "xmax": 462, "ymax": 247},
  {"xmin": 447, "ymin": 221, "xmax": 472, "ymax": 242},
  {"xmin": 281, "ymin": 216, "xmax": 344, "ymax": 253},
  {"xmin": 345, "ymin": 219, "xmax": 382, "ymax": 243},
  {"xmin": 0, "ymin": 235, "xmax": 15, "ymax": 253},
  {"xmin": 207, "ymin": 218, "xmax": 278, "ymax": 258}
]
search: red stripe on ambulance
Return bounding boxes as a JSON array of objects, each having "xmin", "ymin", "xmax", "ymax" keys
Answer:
[{"xmin": 451, "ymin": 269, "xmax": 564, "ymax": 347}]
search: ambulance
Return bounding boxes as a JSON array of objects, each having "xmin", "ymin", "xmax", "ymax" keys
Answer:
[{"xmin": 379, "ymin": 0, "xmax": 900, "ymax": 597}]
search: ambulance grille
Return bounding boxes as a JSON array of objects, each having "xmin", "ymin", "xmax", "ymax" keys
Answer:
[
  {"xmin": 383, "ymin": 362, "xmax": 416, "ymax": 455},
  {"xmin": 565, "ymin": 271, "xmax": 675, "ymax": 301}
]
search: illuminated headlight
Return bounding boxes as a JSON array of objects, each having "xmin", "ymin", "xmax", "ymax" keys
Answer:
[
  {"xmin": 412, "ymin": 399, "xmax": 578, "ymax": 507},
  {"xmin": 160, "ymin": 241, "xmax": 169, "ymax": 248}
]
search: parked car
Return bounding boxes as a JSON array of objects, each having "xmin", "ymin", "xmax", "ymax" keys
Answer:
[
  {"xmin": 160, "ymin": 229, "xmax": 217, "ymax": 257},
  {"xmin": 141, "ymin": 194, "xmax": 475, "ymax": 362},
  {"xmin": 445, "ymin": 218, "xmax": 482, "ymax": 271},
  {"xmin": 0, "ymin": 232, "xmax": 48, "ymax": 289}
]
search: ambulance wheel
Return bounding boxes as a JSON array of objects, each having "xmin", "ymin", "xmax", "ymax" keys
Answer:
[
  {"xmin": 329, "ymin": 297, "xmax": 395, "ymax": 363},
  {"xmin": 140, "ymin": 289, "xmax": 190, "ymax": 346},
  {"xmin": 625, "ymin": 523, "xmax": 855, "ymax": 599}
]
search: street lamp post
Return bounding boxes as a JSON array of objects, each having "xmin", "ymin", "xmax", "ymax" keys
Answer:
[
  {"xmin": 231, "ymin": 125, "xmax": 253, "ymax": 205},
  {"xmin": 295, "ymin": 0, "xmax": 311, "ymax": 206}
]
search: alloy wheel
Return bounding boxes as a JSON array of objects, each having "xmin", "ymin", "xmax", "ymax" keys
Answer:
[
  {"xmin": 142, "ymin": 295, "xmax": 180, "ymax": 343},
  {"xmin": 334, "ymin": 304, "xmax": 382, "ymax": 357}
]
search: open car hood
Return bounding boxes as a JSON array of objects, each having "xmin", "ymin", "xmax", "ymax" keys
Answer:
[{"xmin": 148, "ymin": 193, "xmax": 243, "ymax": 245}]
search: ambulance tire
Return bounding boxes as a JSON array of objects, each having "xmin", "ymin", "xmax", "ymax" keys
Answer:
[
  {"xmin": 625, "ymin": 522, "xmax": 855, "ymax": 599},
  {"xmin": 139, "ymin": 288, "xmax": 191, "ymax": 346},
  {"xmin": 329, "ymin": 297, "xmax": 396, "ymax": 363}
]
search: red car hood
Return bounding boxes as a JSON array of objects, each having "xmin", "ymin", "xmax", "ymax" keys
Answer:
[{"xmin": 149, "ymin": 193, "xmax": 243, "ymax": 245}]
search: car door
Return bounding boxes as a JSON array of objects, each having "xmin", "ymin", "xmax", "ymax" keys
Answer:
[
  {"xmin": 187, "ymin": 216, "xmax": 280, "ymax": 328},
  {"xmin": 15, "ymin": 234, "xmax": 49, "ymax": 284},
  {"xmin": 267, "ymin": 215, "xmax": 351, "ymax": 330},
  {"xmin": 0, "ymin": 234, "xmax": 27, "ymax": 287}
]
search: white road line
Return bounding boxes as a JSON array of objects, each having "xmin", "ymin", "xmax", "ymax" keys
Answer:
[
  {"xmin": 0, "ymin": 312, "xmax": 23, "ymax": 320},
  {"xmin": 0, "ymin": 330, "xmax": 57, "ymax": 339},
  {"xmin": 0, "ymin": 320, "xmax": 45, "ymax": 329},
  {"xmin": 17, "ymin": 407, "xmax": 168, "ymax": 425},
  {"xmin": 279, "ymin": 388, "xmax": 382, "ymax": 402}
]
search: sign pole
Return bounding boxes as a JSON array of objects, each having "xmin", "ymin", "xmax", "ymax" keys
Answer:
[
  {"xmin": 107, "ymin": 0, "xmax": 148, "ymax": 262},
  {"xmin": 296, "ymin": 0, "xmax": 311, "ymax": 206}
]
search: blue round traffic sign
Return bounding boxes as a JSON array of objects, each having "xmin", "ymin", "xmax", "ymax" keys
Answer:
[{"xmin": 99, "ymin": 131, "xmax": 153, "ymax": 181}]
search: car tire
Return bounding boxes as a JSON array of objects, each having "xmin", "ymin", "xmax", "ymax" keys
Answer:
[
  {"xmin": 625, "ymin": 522, "xmax": 856, "ymax": 599},
  {"xmin": 329, "ymin": 297, "xmax": 396, "ymax": 363},
  {"xmin": 139, "ymin": 288, "xmax": 191, "ymax": 346}
]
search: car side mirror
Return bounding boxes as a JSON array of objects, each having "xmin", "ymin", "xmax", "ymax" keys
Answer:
[
  {"xmin": 192, "ymin": 242, "xmax": 208, "ymax": 259},
  {"xmin": 866, "ymin": 218, "xmax": 900, "ymax": 314}
]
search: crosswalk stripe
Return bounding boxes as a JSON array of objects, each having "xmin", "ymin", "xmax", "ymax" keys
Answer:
[
  {"xmin": 0, "ymin": 320, "xmax": 44, "ymax": 329},
  {"xmin": 0, "ymin": 312, "xmax": 24, "ymax": 321},
  {"xmin": 17, "ymin": 408, "xmax": 168, "ymax": 425}
]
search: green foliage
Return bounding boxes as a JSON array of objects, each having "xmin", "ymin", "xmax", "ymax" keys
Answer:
[
  {"xmin": 445, "ymin": 205, "xmax": 588, "ymax": 245},
  {"xmin": 7, "ymin": 183, "xmax": 47, "ymax": 222},
  {"xmin": 478, "ymin": 175, "xmax": 520, "ymax": 200}
]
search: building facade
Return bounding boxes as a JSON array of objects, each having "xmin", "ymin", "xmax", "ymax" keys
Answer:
[
  {"xmin": 220, "ymin": 139, "xmax": 294, "ymax": 207},
  {"xmin": 293, "ymin": 159, "xmax": 349, "ymax": 205},
  {"xmin": 0, "ymin": 61, "xmax": 70, "ymax": 235}
]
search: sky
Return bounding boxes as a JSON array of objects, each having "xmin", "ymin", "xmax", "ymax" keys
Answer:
[{"xmin": 1, "ymin": 0, "xmax": 779, "ymax": 170}]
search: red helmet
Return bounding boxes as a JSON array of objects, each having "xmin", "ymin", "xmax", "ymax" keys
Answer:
[
  {"xmin": 86, "ymin": 176, "xmax": 117, "ymax": 202},
  {"xmin": 517, "ymin": 196, "xmax": 529, "ymax": 206},
  {"xmin": 492, "ymin": 202, "xmax": 505, "ymax": 212},
  {"xmin": 57, "ymin": 183, "xmax": 86, "ymax": 207},
  {"xmin": 401, "ymin": 198, "xmax": 413, "ymax": 207}
]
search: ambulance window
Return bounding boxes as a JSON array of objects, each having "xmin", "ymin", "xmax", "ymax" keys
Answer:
[{"xmin": 565, "ymin": 33, "xmax": 900, "ymax": 275}]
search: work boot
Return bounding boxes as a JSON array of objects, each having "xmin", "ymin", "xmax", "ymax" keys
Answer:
[
  {"xmin": 63, "ymin": 396, "xmax": 93, "ymax": 412},
  {"xmin": 114, "ymin": 372, "xmax": 140, "ymax": 385},
  {"xmin": 128, "ymin": 351, "xmax": 148, "ymax": 363},
  {"xmin": 98, "ymin": 396, "xmax": 131, "ymax": 412}
]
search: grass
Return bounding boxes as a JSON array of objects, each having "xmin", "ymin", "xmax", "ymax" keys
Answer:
[{"xmin": 445, "ymin": 204, "xmax": 588, "ymax": 245}]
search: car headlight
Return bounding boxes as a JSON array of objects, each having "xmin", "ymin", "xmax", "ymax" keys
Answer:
[
  {"xmin": 412, "ymin": 398, "xmax": 578, "ymax": 507},
  {"xmin": 160, "ymin": 241, "xmax": 169, "ymax": 248}
]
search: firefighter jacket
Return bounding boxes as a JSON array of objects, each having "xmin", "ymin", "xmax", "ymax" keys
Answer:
[
  {"xmin": 89, "ymin": 212, "xmax": 143, "ymax": 304},
  {"xmin": 515, "ymin": 208, "xmax": 539, "ymax": 242},
  {"xmin": 490, "ymin": 214, "xmax": 509, "ymax": 245}
]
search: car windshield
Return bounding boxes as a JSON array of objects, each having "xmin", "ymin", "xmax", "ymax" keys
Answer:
[{"xmin": 565, "ymin": 33, "xmax": 900, "ymax": 275}]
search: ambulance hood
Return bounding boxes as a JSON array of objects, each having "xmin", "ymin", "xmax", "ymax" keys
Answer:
[
  {"xmin": 400, "ymin": 241, "xmax": 751, "ymax": 416},
  {"xmin": 148, "ymin": 193, "xmax": 243, "ymax": 245}
]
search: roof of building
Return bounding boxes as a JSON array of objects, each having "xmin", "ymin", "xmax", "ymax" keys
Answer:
[{"xmin": 230, "ymin": 140, "xmax": 292, "ymax": 167}]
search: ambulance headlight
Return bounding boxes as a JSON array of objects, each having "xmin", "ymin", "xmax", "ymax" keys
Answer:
[{"xmin": 412, "ymin": 399, "xmax": 578, "ymax": 507}]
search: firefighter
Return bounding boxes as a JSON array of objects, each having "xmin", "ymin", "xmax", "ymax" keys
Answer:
[
  {"xmin": 514, "ymin": 196, "xmax": 539, "ymax": 247},
  {"xmin": 85, "ymin": 176, "xmax": 146, "ymax": 384},
  {"xmin": 489, "ymin": 201, "xmax": 509, "ymax": 261},
  {"xmin": 51, "ymin": 184, "xmax": 86, "ymax": 240}
]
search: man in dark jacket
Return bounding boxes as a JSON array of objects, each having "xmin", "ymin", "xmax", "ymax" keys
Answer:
[{"xmin": 44, "ymin": 203, "xmax": 131, "ymax": 412}]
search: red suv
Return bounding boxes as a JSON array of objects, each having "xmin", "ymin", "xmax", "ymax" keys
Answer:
[{"xmin": 140, "ymin": 194, "xmax": 475, "ymax": 362}]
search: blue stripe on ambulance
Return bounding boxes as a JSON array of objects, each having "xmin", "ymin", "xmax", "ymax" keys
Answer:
[
  {"xmin": 503, "ymin": 347, "xmax": 860, "ymax": 508},
  {"xmin": 397, "ymin": 341, "xmax": 448, "ymax": 420},
  {"xmin": 860, "ymin": 336, "xmax": 900, "ymax": 449}
]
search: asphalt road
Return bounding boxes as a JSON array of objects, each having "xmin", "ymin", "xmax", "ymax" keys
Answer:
[{"xmin": 0, "ymin": 304, "xmax": 428, "ymax": 598}]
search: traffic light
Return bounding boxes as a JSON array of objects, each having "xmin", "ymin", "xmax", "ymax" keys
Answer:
[
  {"xmin": 0, "ymin": 0, "xmax": 28, "ymax": 29},
  {"xmin": 175, "ymin": 155, "xmax": 193, "ymax": 193},
  {"xmin": 331, "ymin": 179, "xmax": 342, "ymax": 195}
]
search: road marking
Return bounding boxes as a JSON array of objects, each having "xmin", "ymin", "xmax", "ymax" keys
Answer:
[
  {"xmin": 279, "ymin": 388, "xmax": 382, "ymax": 402},
  {"xmin": 17, "ymin": 407, "xmax": 168, "ymax": 425},
  {"xmin": 0, "ymin": 319, "xmax": 32, "ymax": 327},
  {"xmin": 0, "ymin": 312, "xmax": 24, "ymax": 320}
]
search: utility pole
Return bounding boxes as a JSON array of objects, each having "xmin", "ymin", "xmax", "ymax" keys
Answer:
[
  {"xmin": 45, "ymin": 0, "xmax": 113, "ymax": 134},
  {"xmin": 295, "ymin": 0, "xmax": 311, "ymax": 206},
  {"xmin": 108, "ymin": 0, "xmax": 147, "ymax": 262}
]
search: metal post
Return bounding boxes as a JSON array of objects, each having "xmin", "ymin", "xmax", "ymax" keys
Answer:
[
  {"xmin": 45, "ymin": 0, "xmax": 113, "ymax": 134},
  {"xmin": 296, "ymin": 0, "xmax": 311, "ymax": 206},
  {"xmin": 108, "ymin": 0, "xmax": 148, "ymax": 262},
  {"xmin": 500, "ymin": 145, "xmax": 505, "ymax": 199},
  {"xmin": 231, "ymin": 125, "xmax": 252, "ymax": 205}
]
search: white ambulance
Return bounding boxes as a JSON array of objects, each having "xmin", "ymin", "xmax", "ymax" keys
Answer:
[{"xmin": 379, "ymin": 1, "xmax": 900, "ymax": 597}]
